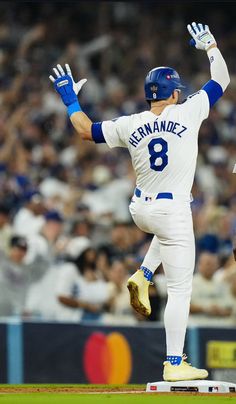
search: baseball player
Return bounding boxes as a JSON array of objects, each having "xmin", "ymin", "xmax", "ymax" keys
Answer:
[{"xmin": 49, "ymin": 22, "xmax": 230, "ymax": 381}]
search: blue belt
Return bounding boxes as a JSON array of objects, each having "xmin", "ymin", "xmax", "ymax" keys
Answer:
[{"xmin": 135, "ymin": 187, "xmax": 173, "ymax": 200}]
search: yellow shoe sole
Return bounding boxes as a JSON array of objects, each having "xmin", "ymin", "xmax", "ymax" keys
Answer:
[
  {"xmin": 164, "ymin": 375, "xmax": 208, "ymax": 382},
  {"xmin": 127, "ymin": 281, "xmax": 151, "ymax": 317},
  {"xmin": 164, "ymin": 370, "xmax": 208, "ymax": 382}
]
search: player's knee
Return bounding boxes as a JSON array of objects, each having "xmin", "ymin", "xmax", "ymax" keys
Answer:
[{"xmin": 167, "ymin": 282, "xmax": 192, "ymax": 297}]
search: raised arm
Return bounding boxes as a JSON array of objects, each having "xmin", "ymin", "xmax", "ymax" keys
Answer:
[
  {"xmin": 49, "ymin": 64, "xmax": 93, "ymax": 141},
  {"xmin": 49, "ymin": 64, "xmax": 128, "ymax": 147},
  {"xmin": 187, "ymin": 22, "xmax": 230, "ymax": 107}
]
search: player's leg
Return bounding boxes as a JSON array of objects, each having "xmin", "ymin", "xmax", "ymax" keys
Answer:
[
  {"xmin": 141, "ymin": 235, "xmax": 162, "ymax": 273},
  {"xmin": 127, "ymin": 235, "xmax": 161, "ymax": 316},
  {"xmin": 163, "ymin": 260, "xmax": 193, "ymax": 358},
  {"xmin": 158, "ymin": 208, "xmax": 208, "ymax": 380},
  {"xmin": 128, "ymin": 196, "xmax": 208, "ymax": 379},
  {"xmin": 161, "ymin": 228, "xmax": 194, "ymax": 358},
  {"xmin": 128, "ymin": 198, "xmax": 162, "ymax": 316}
]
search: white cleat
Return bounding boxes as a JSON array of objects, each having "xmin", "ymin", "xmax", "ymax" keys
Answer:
[
  {"xmin": 163, "ymin": 355, "xmax": 208, "ymax": 382},
  {"xmin": 127, "ymin": 269, "xmax": 151, "ymax": 317}
]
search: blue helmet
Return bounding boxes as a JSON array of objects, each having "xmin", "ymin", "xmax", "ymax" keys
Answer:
[{"xmin": 144, "ymin": 66, "xmax": 184, "ymax": 101}]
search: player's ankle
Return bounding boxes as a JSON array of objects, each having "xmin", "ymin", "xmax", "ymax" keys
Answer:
[
  {"xmin": 140, "ymin": 266, "xmax": 153, "ymax": 281},
  {"xmin": 166, "ymin": 355, "xmax": 182, "ymax": 366}
]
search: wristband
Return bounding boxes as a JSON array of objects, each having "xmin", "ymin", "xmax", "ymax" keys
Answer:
[{"xmin": 67, "ymin": 101, "xmax": 82, "ymax": 117}]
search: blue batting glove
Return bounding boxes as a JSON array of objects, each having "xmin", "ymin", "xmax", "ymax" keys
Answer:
[
  {"xmin": 54, "ymin": 74, "xmax": 78, "ymax": 106},
  {"xmin": 49, "ymin": 64, "xmax": 87, "ymax": 116}
]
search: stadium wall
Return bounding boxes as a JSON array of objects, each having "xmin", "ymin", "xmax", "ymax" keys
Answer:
[{"xmin": 1, "ymin": 321, "xmax": 236, "ymax": 384}]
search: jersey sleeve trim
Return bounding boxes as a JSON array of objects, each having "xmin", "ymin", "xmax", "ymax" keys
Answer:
[
  {"xmin": 91, "ymin": 122, "xmax": 106, "ymax": 143},
  {"xmin": 202, "ymin": 79, "xmax": 223, "ymax": 108}
]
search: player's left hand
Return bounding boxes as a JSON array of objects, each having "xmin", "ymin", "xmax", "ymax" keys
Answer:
[
  {"xmin": 49, "ymin": 64, "xmax": 87, "ymax": 107},
  {"xmin": 187, "ymin": 22, "xmax": 216, "ymax": 51},
  {"xmin": 49, "ymin": 64, "xmax": 87, "ymax": 95}
]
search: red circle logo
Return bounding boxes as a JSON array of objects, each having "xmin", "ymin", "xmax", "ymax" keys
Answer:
[{"xmin": 83, "ymin": 332, "xmax": 132, "ymax": 384}]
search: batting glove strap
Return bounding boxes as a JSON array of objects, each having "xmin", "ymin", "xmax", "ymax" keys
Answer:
[
  {"xmin": 54, "ymin": 75, "xmax": 78, "ymax": 107},
  {"xmin": 67, "ymin": 101, "xmax": 82, "ymax": 117},
  {"xmin": 187, "ymin": 22, "xmax": 216, "ymax": 51}
]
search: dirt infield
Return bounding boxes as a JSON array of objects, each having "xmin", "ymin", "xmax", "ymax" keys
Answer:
[
  {"xmin": 0, "ymin": 385, "xmax": 145, "ymax": 394},
  {"xmin": 0, "ymin": 385, "xmax": 235, "ymax": 396}
]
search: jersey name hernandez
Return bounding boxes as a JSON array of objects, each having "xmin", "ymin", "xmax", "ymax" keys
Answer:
[
  {"xmin": 94, "ymin": 90, "xmax": 209, "ymax": 195},
  {"xmin": 128, "ymin": 119, "xmax": 187, "ymax": 147}
]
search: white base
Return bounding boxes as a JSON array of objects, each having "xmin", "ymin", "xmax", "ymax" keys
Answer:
[{"xmin": 146, "ymin": 380, "xmax": 236, "ymax": 393}]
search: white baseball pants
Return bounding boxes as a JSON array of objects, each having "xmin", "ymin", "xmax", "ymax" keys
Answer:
[{"xmin": 129, "ymin": 193, "xmax": 195, "ymax": 356}]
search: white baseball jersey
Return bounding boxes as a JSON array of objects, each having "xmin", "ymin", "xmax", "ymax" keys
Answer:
[{"xmin": 101, "ymin": 90, "xmax": 209, "ymax": 196}]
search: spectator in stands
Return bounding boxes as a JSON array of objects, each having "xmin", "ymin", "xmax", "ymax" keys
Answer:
[
  {"xmin": 0, "ymin": 235, "xmax": 33, "ymax": 316},
  {"xmin": 56, "ymin": 237, "xmax": 110, "ymax": 321},
  {"xmin": 196, "ymin": 205, "xmax": 233, "ymax": 261},
  {"xmin": 101, "ymin": 222, "xmax": 133, "ymax": 261},
  {"xmin": 82, "ymin": 164, "xmax": 133, "ymax": 221},
  {"xmin": 13, "ymin": 191, "xmax": 46, "ymax": 237},
  {"xmin": 214, "ymin": 254, "xmax": 236, "ymax": 283},
  {"xmin": 71, "ymin": 218, "xmax": 93, "ymax": 239},
  {"xmin": 96, "ymin": 246, "xmax": 112, "ymax": 281},
  {"xmin": 103, "ymin": 260, "xmax": 137, "ymax": 324},
  {"xmin": 24, "ymin": 260, "xmax": 79, "ymax": 321},
  {"xmin": 189, "ymin": 252, "xmax": 232, "ymax": 325},
  {"xmin": 25, "ymin": 210, "xmax": 64, "ymax": 266},
  {"xmin": 0, "ymin": 203, "xmax": 12, "ymax": 253}
]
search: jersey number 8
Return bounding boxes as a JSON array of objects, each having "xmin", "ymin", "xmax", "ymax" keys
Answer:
[{"xmin": 148, "ymin": 138, "xmax": 168, "ymax": 172}]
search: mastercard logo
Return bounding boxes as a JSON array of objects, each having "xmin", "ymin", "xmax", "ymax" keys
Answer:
[{"xmin": 83, "ymin": 332, "xmax": 132, "ymax": 384}]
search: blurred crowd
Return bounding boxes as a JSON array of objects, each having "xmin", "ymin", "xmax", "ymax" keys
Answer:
[{"xmin": 0, "ymin": 2, "xmax": 236, "ymax": 325}]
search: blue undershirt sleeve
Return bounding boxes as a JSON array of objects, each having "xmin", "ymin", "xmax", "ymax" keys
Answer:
[
  {"xmin": 91, "ymin": 122, "xmax": 106, "ymax": 143},
  {"xmin": 202, "ymin": 79, "xmax": 223, "ymax": 108}
]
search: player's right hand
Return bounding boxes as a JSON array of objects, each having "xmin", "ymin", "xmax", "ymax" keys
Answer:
[{"xmin": 187, "ymin": 22, "xmax": 216, "ymax": 51}]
